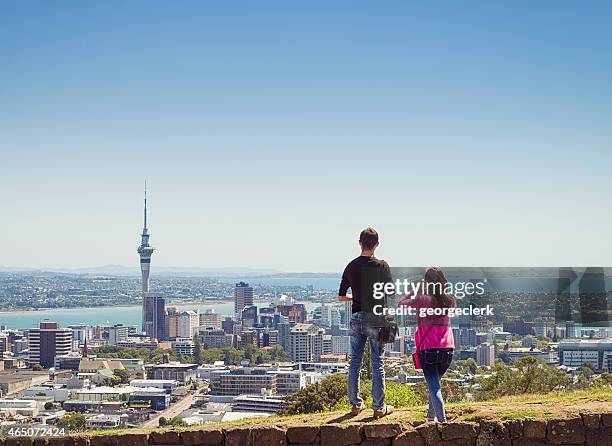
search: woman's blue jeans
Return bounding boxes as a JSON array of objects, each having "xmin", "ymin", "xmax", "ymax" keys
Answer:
[
  {"xmin": 348, "ymin": 312, "xmax": 386, "ymax": 411},
  {"xmin": 419, "ymin": 348, "xmax": 453, "ymax": 422}
]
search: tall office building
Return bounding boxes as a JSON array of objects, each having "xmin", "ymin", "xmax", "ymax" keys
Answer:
[
  {"xmin": 179, "ymin": 310, "xmax": 199, "ymax": 338},
  {"xmin": 108, "ymin": 324, "xmax": 129, "ymax": 345},
  {"xmin": 143, "ymin": 293, "xmax": 167, "ymax": 341},
  {"xmin": 199, "ymin": 310, "xmax": 222, "ymax": 330},
  {"xmin": 234, "ymin": 282, "xmax": 254, "ymax": 317},
  {"xmin": 476, "ymin": 343, "xmax": 495, "ymax": 367},
  {"xmin": 138, "ymin": 185, "xmax": 167, "ymax": 340},
  {"xmin": 28, "ymin": 322, "xmax": 73, "ymax": 369},
  {"xmin": 166, "ymin": 307, "xmax": 180, "ymax": 339}
]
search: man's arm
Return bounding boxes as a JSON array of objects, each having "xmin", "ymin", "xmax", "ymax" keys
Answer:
[
  {"xmin": 384, "ymin": 261, "xmax": 396, "ymax": 299},
  {"xmin": 338, "ymin": 269, "xmax": 352, "ymax": 302}
]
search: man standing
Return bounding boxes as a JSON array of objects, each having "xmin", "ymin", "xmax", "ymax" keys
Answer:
[{"xmin": 339, "ymin": 227, "xmax": 394, "ymax": 418}]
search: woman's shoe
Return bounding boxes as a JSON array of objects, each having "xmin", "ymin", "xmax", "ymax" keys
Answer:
[{"xmin": 373, "ymin": 404, "xmax": 394, "ymax": 419}]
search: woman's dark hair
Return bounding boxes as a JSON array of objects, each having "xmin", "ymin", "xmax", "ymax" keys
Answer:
[{"xmin": 424, "ymin": 267, "xmax": 455, "ymax": 308}]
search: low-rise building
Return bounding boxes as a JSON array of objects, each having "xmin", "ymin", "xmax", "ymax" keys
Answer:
[{"xmin": 149, "ymin": 363, "xmax": 198, "ymax": 383}]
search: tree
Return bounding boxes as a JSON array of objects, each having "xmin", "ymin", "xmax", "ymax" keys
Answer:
[
  {"xmin": 193, "ymin": 333, "xmax": 202, "ymax": 365},
  {"xmin": 168, "ymin": 416, "xmax": 186, "ymax": 427},
  {"xmin": 33, "ymin": 364, "xmax": 43, "ymax": 371},
  {"xmin": 113, "ymin": 368, "xmax": 130, "ymax": 384},
  {"xmin": 58, "ymin": 412, "xmax": 87, "ymax": 432},
  {"xmin": 44, "ymin": 401, "xmax": 54, "ymax": 410},
  {"xmin": 281, "ymin": 373, "xmax": 348, "ymax": 415},
  {"xmin": 475, "ymin": 356, "xmax": 569, "ymax": 401}
]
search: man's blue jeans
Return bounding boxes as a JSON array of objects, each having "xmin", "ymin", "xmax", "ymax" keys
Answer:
[
  {"xmin": 419, "ymin": 348, "xmax": 453, "ymax": 422},
  {"xmin": 348, "ymin": 311, "xmax": 386, "ymax": 411}
]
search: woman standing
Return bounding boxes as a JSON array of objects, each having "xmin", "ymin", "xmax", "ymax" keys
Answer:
[{"xmin": 399, "ymin": 267, "xmax": 456, "ymax": 422}]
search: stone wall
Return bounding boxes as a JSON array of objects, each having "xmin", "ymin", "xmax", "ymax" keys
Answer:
[{"xmin": 4, "ymin": 413, "xmax": 612, "ymax": 446}]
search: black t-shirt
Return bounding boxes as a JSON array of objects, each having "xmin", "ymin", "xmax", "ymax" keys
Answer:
[{"xmin": 339, "ymin": 255, "xmax": 393, "ymax": 314}]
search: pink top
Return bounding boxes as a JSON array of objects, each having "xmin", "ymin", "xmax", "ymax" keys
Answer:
[{"xmin": 398, "ymin": 292, "xmax": 455, "ymax": 352}]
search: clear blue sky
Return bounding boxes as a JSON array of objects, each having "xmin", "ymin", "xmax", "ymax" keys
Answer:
[{"xmin": 1, "ymin": 1, "xmax": 611, "ymax": 272}]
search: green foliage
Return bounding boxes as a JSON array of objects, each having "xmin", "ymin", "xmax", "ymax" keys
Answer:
[
  {"xmin": 198, "ymin": 344, "xmax": 289, "ymax": 366},
  {"xmin": 475, "ymin": 356, "xmax": 569, "ymax": 401},
  {"xmin": 281, "ymin": 373, "xmax": 421, "ymax": 415},
  {"xmin": 113, "ymin": 368, "xmax": 130, "ymax": 384},
  {"xmin": 413, "ymin": 379, "xmax": 468, "ymax": 404},
  {"xmin": 44, "ymin": 401, "xmax": 54, "ymax": 410},
  {"xmin": 168, "ymin": 416, "xmax": 186, "ymax": 427},
  {"xmin": 90, "ymin": 345, "xmax": 180, "ymax": 364},
  {"xmin": 58, "ymin": 412, "xmax": 87, "ymax": 432},
  {"xmin": 32, "ymin": 363, "xmax": 43, "ymax": 371}
]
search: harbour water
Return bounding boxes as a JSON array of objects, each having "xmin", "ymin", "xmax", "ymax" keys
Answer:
[{"xmin": 0, "ymin": 301, "xmax": 321, "ymax": 329}]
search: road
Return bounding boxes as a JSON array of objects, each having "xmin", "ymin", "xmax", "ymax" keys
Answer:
[{"xmin": 141, "ymin": 392, "xmax": 198, "ymax": 428}]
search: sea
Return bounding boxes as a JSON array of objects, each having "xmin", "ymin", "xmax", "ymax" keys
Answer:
[{"xmin": 0, "ymin": 301, "xmax": 322, "ymax": 330}]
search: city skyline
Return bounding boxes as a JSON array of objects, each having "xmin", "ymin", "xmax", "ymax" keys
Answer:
[{"xmin": 2, "ymin": 2, "xmax": 612, "ymax": 272}]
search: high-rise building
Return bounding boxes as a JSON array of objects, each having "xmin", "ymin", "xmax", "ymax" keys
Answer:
[
  {"xmin": 289, "ymin": 323, "xmax": 325, "ymax": 362},
  {"xmin": 166, "ymin": 307, "xmax": 180, "ymax": 339},
  {"xmin": 565, "ymin": 321, "xmax": 577, "ymax": 339},
  {"xmin": 235, "ymin": 282, "xmax": 254, "ymax": 317},
  {"xmin": 199, "ymin": 310, "xmax": 222, "ymax": 330},
  {"xmin": 108, "ymin": 324, "xmax": 129, "ymax": 345},
  {"xmin": 138, "ymin": 185, "xmax": 167, "ymax": 340},
  {"xmin": 143, "ymin": 293, "xmax": 167, "ymax": 341},
  {"xmin": 179, "ymin": 310, "xmax": 199, "ymax": 338},
  {"xmin": 241, "ymin": 305, "xmax": 258, "ymax": 329},
  {"xmin": 476, "ymin": 343, "xmax": 495, "ymax": 367},
  {"xmin": 28, "ymin": 322, "xmax": 73, "ymax": 369}
]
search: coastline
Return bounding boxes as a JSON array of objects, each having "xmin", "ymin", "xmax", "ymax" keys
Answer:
[{"xmin": 0, "ymin": 297, "xmax": 275, "ymax": 314}]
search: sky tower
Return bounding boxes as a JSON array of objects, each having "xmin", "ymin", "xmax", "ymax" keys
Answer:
[
  {"xmin": 137, "ymin": 183, "xmax": 155, "ymax": 293},
  {"xmin": 137, "ymin": 184, "xmax": 166, "ymax": 340}
]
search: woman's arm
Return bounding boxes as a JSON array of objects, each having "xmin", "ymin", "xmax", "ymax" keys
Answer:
[{"xmin": 398, "ymin": 290, "xmax": 418, "ymax": 308}]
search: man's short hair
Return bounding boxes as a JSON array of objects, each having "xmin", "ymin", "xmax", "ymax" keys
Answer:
[{"xmin": 359, "ymin": 227, "xmax": 379, "ymax": 250}]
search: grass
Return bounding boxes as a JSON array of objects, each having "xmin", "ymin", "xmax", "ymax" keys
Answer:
[{"xmin": 82, "ymin": 387, "xmax": 611, "ymax": 436}]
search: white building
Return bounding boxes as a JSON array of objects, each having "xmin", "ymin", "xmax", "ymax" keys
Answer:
[
  {"xmin": 174, "ymin": 337, "xmax": 195, "ymax": 356},
  {"xmin": 559, "ymin": 339, "xmax": 612, "ymax": 372},
  {"xmin": 108, "ymin": 325, "xmax": 129, "ymax": 345},
  {"xmin": 179, "ymin": 311, "xmax": 199, "ymax": 338},
  {"xmin": 289, "ymin": 323, "xmax": 325, "ymax": 362}
]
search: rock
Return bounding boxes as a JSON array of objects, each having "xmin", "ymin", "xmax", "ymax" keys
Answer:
[
  {"xmin": 415, "ymin": 422, "xmax": 440, "ymax": 445},
  {"xmin": 363, "ymin": 424, "xmax": 403, "ymax": 439},
  {"xmin": 286, "ymin": 426, "xmax": 320, "ymax": 444},
  {"xmin": 88, "ymin": 436, "xmax": 117, "ymax": 446},
  {"xmin": 547, "ymin": 417, "xmax": 585, "ymax": 445},
  {"xmin": 149, "ymin": 430, "xmax": 182, "ymax": 445},
  {"xmin": 511, "ymin": 439, "xmax": 547, "ymax": 446},
  {"xmin": 360, "ymin": 439, "xmax": 387, "ymax": 446},
  {"xmin": 601, "ymin": 413, "xmax": 612, "ymax": 427},
  {"xmin": 224, "ymin": 427, "xmax": 251, "ymax": 446},
  {"xmin": 580, "ymin": 413, "xmax": 601, "ymax": 430},
  {"xmin": 585, "ymin": 426, "xmax": 612, "ymax": 446},
  {"xmin": 320, "ymin": 424, "xmax": 362, "ymax": 446},
  {"xmin": 440, "ymin": 422, "xmax": 478, "ymax": 440},
  {"xmin": 250, "ymin": 426, "xmax": 287, "ymax": 446},
  {"xmin": 504, "ymin": 420, "xmax": 522, "ymax": 439},
  {"xmin": 522, "ymin": 420, "xmax": 547, "ymax": 439},
  {"xmin": 181, "ymin": 428, "xmax": 224, "ymax": 445},
  {"xmin": 392, "ymin": 429, "xmax": 424, "ymax": 446},
  {"xmin": 476, "ymin": 420, "xmax": 510, "ymax": 446},
  {"xmin": 5, "ymin": 439, "xmax": 34, "ymax": 446}
]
